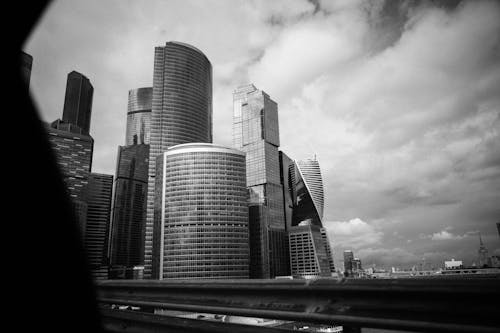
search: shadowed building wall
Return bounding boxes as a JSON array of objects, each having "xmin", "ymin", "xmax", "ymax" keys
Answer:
[
  {"xmin": 145, "ymin": 42, "xmax": 213, "ymax": 279},
  {"xmin": 62, "ymin": 71, "xmax": 93, "ymax": 135}
]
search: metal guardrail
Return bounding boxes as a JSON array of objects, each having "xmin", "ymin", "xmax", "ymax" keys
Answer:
[{"xmin": 96, "ymin": 277, "xmax": 500, "ymax": 332}]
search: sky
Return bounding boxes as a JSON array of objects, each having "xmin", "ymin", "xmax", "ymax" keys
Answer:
[{"xmin": 25, "ymin": 0, "xmax": 500, "ymax": 269}]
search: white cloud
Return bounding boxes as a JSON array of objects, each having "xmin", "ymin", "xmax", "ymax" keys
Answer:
[{"xmin": 324, "ymin": 218, "xmax": 383, "ymax": 249}]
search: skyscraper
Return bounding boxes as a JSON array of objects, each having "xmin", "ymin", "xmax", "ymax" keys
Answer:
[
  {"xmin": 20, "ymin": 51, "xmax": 33, "ymax": 90},
  {"xmin": 232, "ymin": 84, "xmax": 285, "ymax": 279},
  {"xmin": 109, "ymin": 87, "xmax": 152, "ymax": 279},
  {"xmin": 289, "ymin": 221, "xmax": 331, "ymax": 278},
  {"xmin": 46, "ymin": 119, "xmax": 94, "ymax": 232},
  {"xmin": 288, "ymin": 157, "xmax": 334, "ymax": 277},
  {"xmin": 153, "ymin": 143, "xmax": 248, "ymax": 279},
  {"xmin": 62, "ymin": 71, "xmax": 94, "ymax": 135},
  {"xmin": 477, "ymin": 233, "xmax": 489, "ymax": 268},
  {"xmin": 85, "ymin": 173, "xmax": 113, "ymax": 280},
  {"xmin": 126, "ymin": 87, "xmax": 152, "ymax": 145},
  {"xmin": 109, "ymin": 144, "xmax": 149, "ymax": 278},
  {"xmin": 145, "ymin": 42, "xmax": 213, "ymax": 278}
]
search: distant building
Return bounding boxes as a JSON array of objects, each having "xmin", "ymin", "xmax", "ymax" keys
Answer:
[
  {"xmin": 153, "ymin": 143, "xmax": 248, "ymax": 279},
  {"xmin": 145, "ymin": 42, "xmax": 213, "ymax": 279},
  {"xmin": 444, "ymin": 259, "xmax": 463, "ymax": 270},
  {"xmin": 497, "ymin": 223, "xmax": 500, "ymax": 238},
  {"xmin": 477, "ymin": 234, "xmax": 489, "ymax": 267},
  {"xmin": 343, "ymin": 250, "xmax": 354, "ymax": 276},
  {"xmin": 20, "ymin": 51, "xmax": 33, "ymax": 90},
  {"xmin": 232, "ymin": 84, "xmax": 285, "ymax": 279},
  {"xmin": 351, "ymin": 257, "xmax": 362, "ymax": 276},
  {"xmin": 85, "ymin": 173, "xmax": 113, "ymax": 280},
  {"xmin": 62, "ymin": 71, "xmax": 93, "ymax": 135}
]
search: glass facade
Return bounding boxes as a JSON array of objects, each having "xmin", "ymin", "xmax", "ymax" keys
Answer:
[
  {"xmin": 232, "ymin": 84, "xmax": 285, "ymax": 278},
  {"xmin": 126, "ymin": 87, "xmax": 152, "ymax": 145},
  {"xmin": 85, "ymin": 173, "xmax": 113, "ymax": 280},
  {"xmin": 291, "ymin": 158, "xmax": 324, "ymax": 227},
  {"xmin": 145, "ymin": 42, "xmax": 213, "ymax": 278},
  {"xmin": 62, "ymin": 71, "xmax": 93, "ymax": 135},
  {"xmin": 109, "ymin": 144, "xmax": 149, "ymax": 277},
  {"xmin": 45, "ymin": 121, "xmax": 94, "ymax": 232},
  {"xmin": 289, "ymin": 222, "xmax": 330, "ymax": 278},
  {"xmin": 153, "ymin": 143, "xmax": 248, "ymax": 279}
]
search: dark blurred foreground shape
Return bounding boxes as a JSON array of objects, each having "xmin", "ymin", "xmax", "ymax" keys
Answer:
[{"xmin": 12, "ymin": 1, "xmax": 103, "ymax": 331}]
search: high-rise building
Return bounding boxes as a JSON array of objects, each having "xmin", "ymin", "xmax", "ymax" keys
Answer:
[
  {"xmin": 46, "ymin": 119, "xmax": 94, "ymax": 232},
  {"xmin": 153, "ymin": 143, "xmax": 248, "ymax": 279},
  {"xmin": 109, "ymin": 87, "xmax": 152, "ymax": 279},
  {"xmin": 109, "ymin": 144, "xmax": 149, "ymax": 278},
  {"xmin": 289, "ymin": 221, "xmax": 331, "ymax": 278},
  {"xmin": 279, "ymin": 151, "xmax": 295, "ymax": 230},
  {"xmin": 497, "ymin": 223, "xmax": 500, "ymax": 238},
  {"xmin": 232, "ymin": 84, "xmax": 285, "ymax": 279},
  {"xmin": 126, "ymin": 87, "xmax": 152, "ymax": 145},
  {"xmin": 20, "ymin": 51, "xmax": 33, "ymax": 90},
  {"xmin": 62, "ymin": 71, "xmax": 94, "ymax": 135},
  {"xmin": 343, "ymin": 250, "xmax": 354, "ymax": 276},
  {"xmin": 478, "ymin": 233, "xmax": 489, "ymax": 268},
  {"xmin": 288, "ymin": 157, "xmax": 334, "ymax": 277},
  {"xmin": 85, "ymin": 173, "xmax": 113, "ymax": 280},
  {"xmin": 145, "ymin": 41, "xmax": 213, "ymax": 278}
]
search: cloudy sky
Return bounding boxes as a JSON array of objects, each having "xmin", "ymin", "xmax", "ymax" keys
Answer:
[{"xmin": 26, "ymin": 0, "xmax": 500, "ymax": 269}]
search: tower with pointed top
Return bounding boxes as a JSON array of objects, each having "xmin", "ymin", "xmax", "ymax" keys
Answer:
[{"xmin": 477, "ymin": 233, "xmax": 489, "ymax": 268}]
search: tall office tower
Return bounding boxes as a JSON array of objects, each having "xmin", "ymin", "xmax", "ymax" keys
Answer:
[
  {"xmin": 20, "ymin": 51, "xmax": 33, "ymax": 90},
  {"xmin": 109, "ymin": 87, "xmax": 152, "ymax": 279},
  {"xmin": 62, "ymin": 71, "xmax": 94, "ymax": 135},
  {"xmin": 279, "ymin": 151, "xmax": 295, "ymax": 230},
  {"xmin": 46, "ymin": 119, "xmax": 94, "ymax": 232},
  {"xmin": 153, "ymin": 143, "xmax": 248, "ymax": 279},
  {"xmin": 497, "ymin": 223, "xmax": 500, "ymax": 238},
  {"xmin": 289, "ymin": 221, "xmax": 331, "ymax": 278},
  {"xmin": 145, "ymin": 42, "xmax": 213, "ymax": 278},
  {"xmin": 351, "ymin": 257, "xmax": 362, "ymax": 277},
  {"xmin": 343, "ymin": 250, "xmax": 354, "ymax": 276},
  {"xmin": 288, "ymin": 157, "xmax": 335, "ymax": 277},
  {"xmin": 109, "ymin": 144, "xmax": 149, "ymax": 278},
  {"xmin": 233, "ymin": 84, "xmax": 285, "ymax": 279},
  {"xmin": 126, "ymin": 87, "xmax": 152, "ymax": 145},
  {"xmin": 85, "ymin": 173, "xmax": 113, "ymax": 280}
]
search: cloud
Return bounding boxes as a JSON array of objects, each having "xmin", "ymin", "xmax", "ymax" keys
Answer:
[
  {"xmin": 26, "ymin": 0, "xmax": 500, "ymax": 268},
  {"xmin": 324, "ymin": 218, "xmax": 383, "ymax": 249}
]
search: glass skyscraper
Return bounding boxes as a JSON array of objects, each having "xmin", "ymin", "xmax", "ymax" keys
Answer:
[
  {"xmin": 110, "ymin": 87, "xmax": 152, "ymax": 278},
  {"xmin": 153, "ymin": 143, "xmax": 248, "ymax": 279},
  {"xmin": 62, "ymin": 71, "xmax": 94, "ymax": 135},
  {"xmin": 232, "ymin": 84, "xmax": 285, "ymax": 278},
  {"xmin": 126, "ymin": 87, "xmax": 152, "ymax": 145},
  {"xmin": 85, "ymin": 173, "xmax": 113, "ymax": 280},
  {"xmin": 288, "ymin": 157, "xmax": 335, "ymax": 277},
  {"xmin": 145, "ymin": 42, "xmax": 213, "ymax": 278}
]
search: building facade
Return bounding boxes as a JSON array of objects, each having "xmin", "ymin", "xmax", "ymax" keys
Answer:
[
  {"xmin": 289, "ymin": 221, "xmax": 331, "ymax": 278},
  {"xmin": 145, "ymin": 41, "xmax": 213, "ymax": 278},
  {"xmin": 109, "ymin": 144, "xmax": 149, "ymax": 278},
  {"xmin": 126, "ymin": 87, "xmax": 152, "ymax": 145},
  {"xmin": 232, "ymin": 84, "xmax": 285, "ymax": 279},
  {"xmin": 62, "ymin": 71, "xmax": 93, "ymax": 135},
  {"xmin": 46, "ymin": 119, "xmax": 94, "ymax": 232},
  {"xmin": 153, "ymin": 143, "xmax": 248, "ymax": 279},
  {"xmin": 85, "ymin": 173, "xmax": 113, "ymax": 280},
  {"xmin": 343, "ymin": 250, "xmax": 354, "ymax": 276}
]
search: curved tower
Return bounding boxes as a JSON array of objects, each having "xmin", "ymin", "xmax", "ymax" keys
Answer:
[
  {"xmin": 153, "ymin": 143, "xmax": 248, "ymax": 279},
  {"xmin": 145, "ymin": 42, "xmax": 213, "ymax": 278},
  {"xmin": 126, "ymin": 87, "xmax": 152, "ymax": 145},
  {"xmin": 292, "ymin": 157, "xmax": 325, "ymax": 226}
]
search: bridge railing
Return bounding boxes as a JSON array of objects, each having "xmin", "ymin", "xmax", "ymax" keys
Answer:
[{"xmin": 96, "ymin": 277, "xmax": 500, "ymax": 333}]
